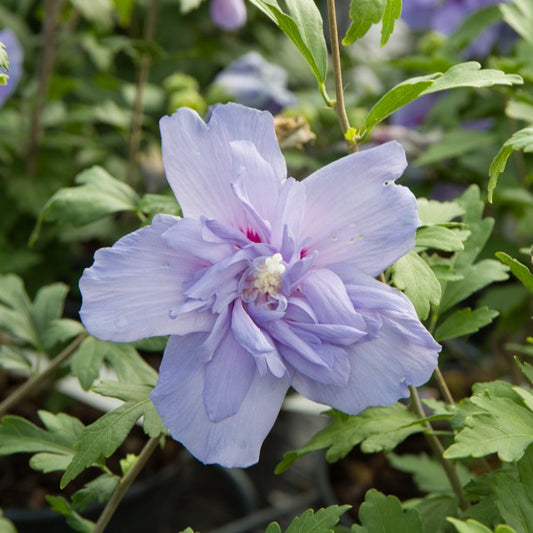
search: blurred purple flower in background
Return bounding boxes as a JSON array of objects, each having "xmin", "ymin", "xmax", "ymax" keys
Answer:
[
  {"xmin": 402, "ymin": 0, "xmax": 513, "ymax": 58},
  {"xmin": 0, "ymin": 29, "xmax": 23, "ymax": 107},
  {"xmin": 79, "ymin": 103, "xmax": 440, "ymax": 467},
  {"xmin": 213, "ymin": 52, "xmax": 297, "ymax": 114},
  {"xmin": 210, "ymin": 0, "xmax": 246, "ymax": 30}
]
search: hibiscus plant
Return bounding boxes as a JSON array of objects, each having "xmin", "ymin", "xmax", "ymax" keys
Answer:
[{"xmin": 1, "ymin": 0, "xmax": 533, "ymax": 532}]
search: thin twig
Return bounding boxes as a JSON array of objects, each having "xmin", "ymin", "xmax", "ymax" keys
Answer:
[
  {"xmin": 93, "ymin": 435, "xmax": 162, "ymax": 533},
  {"xmin": 26, "ymin": 0, "xmax": 64, "ymax": 176},
  {"xmin": 326, "ymin": 0, "xmax": 357, "ymax": 152},
  {"xmin": 433, "ymin": 365, "xmax": 456, "ymax": 406},
  {"xmin": 125, "ymin": 0, "xmax": 160, "ymax": 185},
  {"xmin": 0, "ymin": 333, "xmax": 86, "ymax": 417},
  {"xmin": 409, "ymin": 385, "xmax": 469, "ymax": 510}
]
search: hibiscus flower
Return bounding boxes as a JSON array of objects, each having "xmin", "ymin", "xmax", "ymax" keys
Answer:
[{"xmin": 80, "ymin": 103, "xmax": 440, "ymax": 467}]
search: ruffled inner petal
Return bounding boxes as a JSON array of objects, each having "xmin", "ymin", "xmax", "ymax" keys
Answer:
[
  {"xmin": 203, "ymin": 327, "xmax": 257, "ymax": 422},
  {"xmin": 299, "ymin": 268, "xmax": 367, "ymax": 331},
  {"xmin": 292, "ymin": 306, "xmax": 440, "ymax": 414},
  {"xmin": 232, "ymin": 299, "xmax": 287, "ymax": 377}
]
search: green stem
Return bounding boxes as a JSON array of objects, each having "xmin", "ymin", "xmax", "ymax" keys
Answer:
[
  {"xmin": 26, "ymin": 0, "xmax": 64, "ymax": 176},
  {"xmin": 433, "ymin": 365, "xmax": 455, "ymax": 406},
  {"xmin": 0, "ymin": 333, "xmax": 86, "ymax": 418},
  {"xmin": 125, "ymin": 0, "xmax": 160, "ymax": 185},
  {"xmin": 409, "ymin": 385, "xmax": 469, "ymax": 510},
  {"xmin": 326, "ymin": 0, "xmax": 357, "ymax": 152},
  {"xmin": 93, "ymin": 435, "xmax": 162, "ymax": 533}
]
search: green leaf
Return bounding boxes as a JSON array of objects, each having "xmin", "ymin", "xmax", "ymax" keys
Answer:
[
  {"xmin": 31, "ymin": 166, "xmax": 140, "ymax": 244},
  {"xmin": 447, "ymin": 518, "xmax": 495, "ymax": 533},
  {"xmin": 103, "ymin": 342, "xmax": 158, "ymax": 386},
  {"xmin": 344, "ymin": 0, "xmax": 403, "ymax": 47},
  {"xmin": 70, "ymin": 337, "xmax": 158, "ymax": 391},
  {"xmin": 444, "ymin": 390, "xmax": 533, "ymax": 462},
  {"xmin": 61, "ymin": 399, "xmax": 153, "ymax": 487},
  {"xmin": 495, "ymin": 463, "xmax": 533, "ymax": 533},
  {"xmin": 500, "ymin": 0, "xmax": 533, "ymax": 46},
  {"xmin": 92, "ymin": 381, "xmax": 165, "ymax": 438},
  {"xmin": 139, "ymin": 193, "xmax": 181, "ymax": 217},
  {"xmin": 70, "ymin": 336, "xmax": 106, "ymax": 390},
  {"xmin": 352, "ymin": 489, "xmax": 424, "ymax": 533},
  {"xmin": 416, "ymin": 225, "xmax": 466, "ymax": 253},
  {"xmin": 42, "ymin": 318, "xmax": 85, "ymax": 350},
  {"xmin": 0, "ymin": 274, "xmax": 38, "ymax": 346},
  {"xmin": 391, "ymin": 250, "xmax": 442, "ymax": 320},
  {"xmin": 495, "ymin": 252, "xmax": 533, "ymax": 292},
  {"xmin": 417, "ymin": 198, "xmax": 465, "ymax": 226},
  {"xmin": 364, "ymin": 76, "xmax": 436, "ymax": 133},
  {"xmin": 264, "ymin": 523, "xmax": 283, "ymax": 533},
  {"xmin": 30, "ymin": 452, "xmax": 73, "ymax": 473},
  {"xmin": 70, "ymin": 0, "xmax": 114, "ymax": 30},
  {"xmin": 434, "ymin": 307, "xmax": 499, "ymax": 342},
  {"xmin": 505, "ymin": 99, "xmax": 533, "ymax": 124},
  {"xmin": 0, "ymin": 41, "xmax": 9, "ymax": 71},
  {"xmin": 515, "ymin": 358, "xmax": 533, "ymax": 385},
  {"xmin": 414, "ymin": 493, "xmax": 459, "ymax": 533},
  {"xmin": 0, "ymin": 345, "xmax": 32, "ymax": 373},
  {"xmin": 276, "ymin": 403, "xmax": 422, "ymax": 473},
  {"xmin": 488, "ymin": 128, "xmax": 533, "ymax": 202},
  {"xmin": 46, "ymin": 495, "xmax": 95, "ymax": 533},
  {"xmin": 0, "ymin": 510, "xmax": 16, "ymax": 533},
  {"xmin": 179, "ymin": 0, "xmax": 203, "ymax": 13},
  {"xmin": 71, "ymin": 473, "xmax": 119, "ymax": 512},
  {"xmin": 284, "ymin": 506, "xmax": 351, "ymax": 532},
  {"xmin": 380, "ymin": 0, "xmax": 402, "ymax": 46},
  {"xmin": 0, "ymin": 412, "xmax": 83, "ymax": 469},
  {"xmin": 248, "ymin": 0, "xmax": 328, "ymax": 85},
  {"xmin": 446, "ymin": 5, "xmax": 502, "ymax": 51},
  {"xmin": 415, "ymin": 130, "xmax": 496, "ymax": 167},
  {"xmin": 344, "ymin": 0, "xmax": 385, "ymax": 45},
  {"xmin": 421, "ymin": 62, "xmax": 523, "ymax": 95},
  {"xmin": 112, "ymin": 0, "xmax": 136, "ymax": 25},
  {"xmin": 31, "ymin": 283, "xmax": 69, "ymax": 345},
  {"xmin": 439, "ymin": 259, "xmax": 509, "ymax": 314},
  {"xmin": 388, "ymin": 453, "xmax": 473, "ymax": 493}
]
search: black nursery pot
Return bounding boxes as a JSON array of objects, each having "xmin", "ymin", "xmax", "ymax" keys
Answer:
[
  {"xmin": 317, "ymin": 434, "xmax": 427, "ymax": 525},
  {"xmin": 5, "ymin": 455, "xmax": 257, "ymax": 533}
]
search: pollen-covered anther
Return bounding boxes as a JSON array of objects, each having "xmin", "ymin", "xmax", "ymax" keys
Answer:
[{"xmin": 250, "ymin": 253, "xmax": 285, "ymax": 296}]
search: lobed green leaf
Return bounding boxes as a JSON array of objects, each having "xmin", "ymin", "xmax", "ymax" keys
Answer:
[
  {"xmin": 495, "ymin": 252, "xmax": 533, "ymax": 293},
  {"xmin": 61, "ymin": 399, "xmax": 152, "ymax": 487},
  {"xmin": 488, "ymin": 128, "xmax": 533, "ymax": 202},
  {"xmin": 417, "ymin": 198, "xmax": 465, "ymax": 226},
  {"xmin": 248, "ymin": 0, "xmax": 328, "ymax": 84},
  {"xmin": 276, "ymin": 403, "xmax": 422, "ymax": 473},
  {"xmin": 0, "ymin": 412, "xmax": 83, "ymax": 472},
  {"xmin": 343, "ymin": 0, "xmax": 385, "ymax": 45},
  {"xmin": 391, "ymin": 250, "xmax": 442, "ymax": 320},
  {"xmin": 352, "ymin": 489, "xmax": 424, "ymax": 533},
  {"xmin": 46, "ymin": 495, "xmax": 95, "ymax": 533},
  {"xmin": 71, "ymin": 473, "xmax": 119, "ymax": 512},
  {"xmin": 434, "ymin": 307, "xmax": 499, "ymax": 342},
  {"xmin": 416, "ymin": 225, "xmax": 466, "ymax": 253},
  {"xmin": 421, "ymin": 62, "xmax": 523, "ymax": 95},
  {"xmin": 445, "ymin": 390, "xmax": 533, "ymax": 462},
  {"xmin": 284, "ymin": 505, "xmax": 351, "ymax": 532},
  {"xmin": 31, "ymin": 166, "xmax": 140, "ymax": 244},
  {"xmin": 364, "ymin": 76, "xmax": 436, "ymax": 134},
  {"xmin": 500, "ymin": 0, "xmax": 533, "ymax": 46},
  {"xmin": 415, "ymin": 130, "xmax": 496, "ymax": 167}
]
